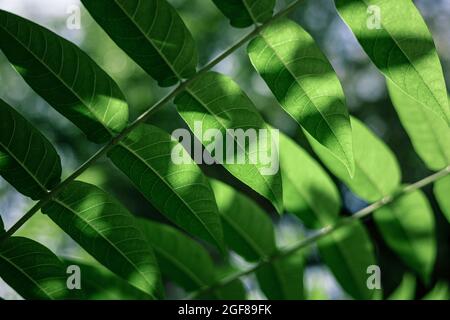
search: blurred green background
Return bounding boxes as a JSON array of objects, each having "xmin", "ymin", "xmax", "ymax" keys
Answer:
[{"xmin": 0, "ymin": 0, "xmax": 449, "ymax": 299}]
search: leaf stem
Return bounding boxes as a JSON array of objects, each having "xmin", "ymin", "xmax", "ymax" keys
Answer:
[
  {"xmin": 0, "ymin": 0, "xmax": 306, "ymax": 241},
  {"xmin": 186, "ymin": 166, "xmax": 450, "ymax": 299}
]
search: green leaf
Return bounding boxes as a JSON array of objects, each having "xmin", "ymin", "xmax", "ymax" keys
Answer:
[
  {"xmin": 387, "ymin": 81, "xmax": 450, "ymax": 170},
  {"xmin": 42, "ymin": 181, "xmax": 161, "ymax": 297},
  {"xmin": 374, "ymin": 190, "xmax": 436, "ymax": 280},
  {"xmin": 280, "ymin": 132, "xmax": 340, "ymax": 229},
  {"xmin": 0, "ymin": 10, "xmax": 129, "ymax": 144},
  {"xmin": 308, "ymin": 116, "xmax": 401, "ymax": 202},
  {"xmin": 174, "ymin": 72, "xmax": 283, "ymax": 213},
  {"xmin": 0, "ymin": 237, "xmax": 71, "ymax": 300},
  {"xmin": 209, "ymin": 266, "xmax": 247, "ymax": 300},
  {"xmin": 108, "ymin": 124, "xmax": 224, "ymax": 250},
  {"xmin": 388, "ymin": 273, "xmax": 416, "ymax": 300},
  {"xmin": 0, "ymin": 99, "xmax": 61, "ymax": 200},
  {"xmin": 256, "ymin": 250, "xmax": 305, "ymax": 299},
  {"xmin": 423, "ymin": 281, "xmax": 449, "ymax": 300},
  {"xmin": 81, "ymin": 0, "xmax": 198, "ymax": 87},
  {"xmin": 139, "ymin": 218, "xmax": 243, "ymax": 299},
  {"xmin": 64, "ymin": 259, "xmax": 154, "ymax": 300},
  {"xmin": 211, "ymin": 0, "xmax": 275, "ymax": 28},
  {"xmin": 211, "ymin": 179, "xmax": 277, "ymax": 261},
  {"xmin": 318, "ymin": 221, "xmax": 380, "ymax": 299},
  {"xmin": 434, "ymin": 175, "xmax": 450, "ymax": 223},
  {"xmin": 139, "ymin": 218, "xmax": 215, "ymax": 292},
  {"xmin": 335, "ymin": 0, "xmax": 450, "ymax": 125},
  {"xmin": 248, "ymin": 18, "xmax": 354, "ymax": 175}
]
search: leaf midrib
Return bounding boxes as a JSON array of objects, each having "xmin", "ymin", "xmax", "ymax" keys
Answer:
[
  {"xmin": 185, "ymin": 86, "xmax": 280, "ymax": 210},
  {"xmin": 113, "ymin": 0, "xmax": 182, "ymax": 81},
  {"xmin": 117, "ymin": 141, "xmax": 221, "ymax": 247},
  {"xmin": 51, "ymin": 198, "xmax": 155, "ymax": 293},
  {"xmin": 0, "ymin": 19, "xmax": 114, "ymax": 136},
  {"xmin": 258, "ymin": 32, "xmax": 353, "ymax": 170}
]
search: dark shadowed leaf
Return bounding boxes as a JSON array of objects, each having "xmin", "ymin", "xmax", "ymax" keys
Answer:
[
  {"xmin": 42, "ymin": 181, "xmax": 161, "ymax": 297},
  {"xmin": 212, "ymin": 0, "xmax": 275, "ymax": 28},
  {"xmin": 0, "ymin": 99, "xmax": 61, "ymax": 200},
  {"xmin": 318, "ymin": 221, "xmax": 380, "ymax": 299},
  {"xmin": 139, "ymin": 218, "xmax": 244, "ymax": 299},
  {"xmin": 388, "ymin": 273, "xmax": 416, "ymax": 300},
  {"xmin": 81, "ymin": 0, "xmax": 198, "ymax": 87},
  {"xmin": 280, "ymin": 132, "xmax": 340, "ymax": 229},
  {"xmin": 0, "ymin": 10, "xmax": 129, "ymax": 143},
  {"xmin": 434, "ymin": 175, "xmax": 450, "ymax": 223},
  {"xmin": 108, "ymin": 124, "xmax": 224, "ymax": 250},
  {"xmin": 256, "ymin": 250, "xmax": 304, "ymax": 299},
  {"xmin": 211, "ymin": 179, "xmax": 277, "ymax": 261},
  {"xmin": 335, "ymin": 0, "xmax": 450, "ymax": 125},
  {"xmin": 374, "ymin": 190, "xmax": 436, "ymax": 281},
  {"xmin": 0, "ymin": 237, "xmax": 72, "ymax": 300},
  {"xmin": 248, "ymin": 18, "xmax": 354, "ymax": 175},
  {"xmin": 175, "ymin": 72, "xmax": 283, "ymax": 213}
]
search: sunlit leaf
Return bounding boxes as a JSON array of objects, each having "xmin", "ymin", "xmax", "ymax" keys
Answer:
[
  {"xmin": 374, "ymin": 190, "xmax": 436, "ymax": 281},
  {"xmin": 280, "ymin": 132, "xmax": 340, "ymax": 229},
  {"xmin": 211, "ymin": 179, "xmax": 277, "ymax": 261},
  {"xmin": 308, "ymin": 116, "xmax": 401, "ymax": 202},
  {"xmin": 82, "ymin": 0, "xmax": 198, "ymax": 87},
  {"xmin": 108, "ymin": 124, "xmax": 224, "ymax": 250},
  {"xmin": 0, "ymin": 10, "xmax": 129, "ymax": 143},
  {"xmin": 140, "ymin": 218, "xmax": 244, "ymax": 299},
  {"xmin": 0, "ymin": 237, "xmax": 72, "ymax": 300},
  {"xmin": 387, "ymin": 81, "xmax": 450, "ymax": 171},
  {"xmin": 423, "ymin": 281, "xmax": 449, "ymax": 300},
  {"xmin": 388, "ymin": 273, "xmax": 416, "ymax": 300},
  {"xmin": 0, "ymin": 99, "xmax": 61, "ymax": 200},
  {"xmin": 318, "ymin": 221, "xmax": 380, "ymax": 299},
  {"xmin": 175, "ymin": 72, "xmax": 283, "ymax": 213},
  {"xmin": 335, "ymin": 0, "xmax": 450, "ymax": 125},
  {"xmin": 212, "ymin": 0, "xmax": 275, "ymax": 28},
  {"xmin": 64, "ymin": 259, "xmax": 154, "ymax": 300},
  {"xmin": 42, "ymin": 181, "xmax": 161, "ymax": 297},
  {"xmin": 248, "ymin": 18, "xmax": 354, "ymax": 175}
]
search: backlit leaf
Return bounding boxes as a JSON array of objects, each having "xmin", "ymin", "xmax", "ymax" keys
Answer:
[
  {"xmin": 0, "ymin": 237, "xmax": 71, "ymax": 300},
  {"xmin": 81, "ymin": 0, "xmax": 198, "ymax": 87},
  {"xmin": 0, "ymin": 10, "xmax": 129, "ymax": 143},
  {"xmin": 108, "ymin": 124, "xmax": 224, "ymax": 250},
  {"xmin": 0, "ymin": 99, "xmax": 61, "ymax": 200},
  {"xmin": 335, "ymin": 0, "xmax": 450, "ymax": 125},
  {"xmin": 434, "ymin": 175, "xmax": 450, "ymax": 223},
  {"xmin": 42, "ymin": 181, "xmax": 161, "ymax": 297},
  {"xmin": 248, "ymin": 18, "xmax": 354, "ymax": 175},
  {"xmin": 212, "ymin": 0, "xmax": 275, "ymax": 28}
]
